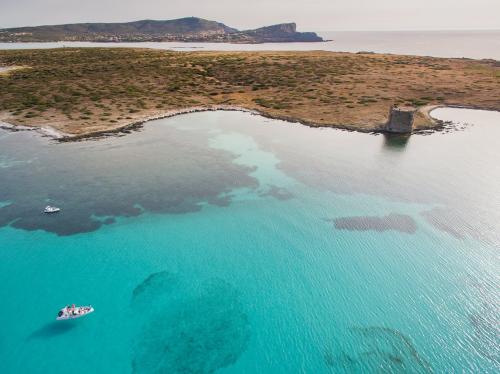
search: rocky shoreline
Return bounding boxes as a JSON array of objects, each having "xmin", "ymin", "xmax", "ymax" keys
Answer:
[{"xmin": 3, "ymin": 104, "xmax": 495, "ymax": 142}]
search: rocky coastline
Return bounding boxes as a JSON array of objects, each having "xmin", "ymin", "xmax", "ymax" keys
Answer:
[{"xmin": 2, "ymin": 104, "xmax": 493, "ymax": 142}]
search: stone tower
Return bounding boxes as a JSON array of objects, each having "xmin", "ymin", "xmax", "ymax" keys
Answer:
[{"xmin": 385, "ymin": 106, "xmax": 416, "ymax": 133}]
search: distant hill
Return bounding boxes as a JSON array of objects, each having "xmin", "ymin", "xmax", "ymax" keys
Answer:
[{"xmin": 0, "ymin": 17, "xmax": 324, "ymax": 43}]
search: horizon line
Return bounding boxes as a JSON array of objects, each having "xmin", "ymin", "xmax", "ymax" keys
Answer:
[{"xmin": 315, "ymin": 28, "xmax": 500, "ymax": 32}]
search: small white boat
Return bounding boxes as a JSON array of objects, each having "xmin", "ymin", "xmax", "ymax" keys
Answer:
[
  {"xmin": 44, "ymin": 205, "xmax": 61, "ymax": 214},
  {"xmin": 56, "ymin": 304, "xmax": 94, "ymax": 320}
]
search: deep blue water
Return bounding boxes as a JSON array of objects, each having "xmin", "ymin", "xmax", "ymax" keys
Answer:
[{"xmin": 0, "ymin": 108, "xmax": 499, "ymax": 373}]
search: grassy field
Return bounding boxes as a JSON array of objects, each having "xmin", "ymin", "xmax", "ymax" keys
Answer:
[{"xmin": 0, "ymin": 48, "xmax": 498, "ymax": 136}]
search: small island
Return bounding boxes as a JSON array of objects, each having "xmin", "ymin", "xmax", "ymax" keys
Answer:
[{"xmin": 0, "ymin": 48, "xmax": 498, "ymax": 139}]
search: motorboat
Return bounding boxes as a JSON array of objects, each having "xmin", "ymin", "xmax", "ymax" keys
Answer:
[
  {"xmin": 56, "ymin": 304, "xmax": 94, "ymax": 320},
  {"xmin": 44, "ymin": 205, "xmax": 61, "ymax": 214}
]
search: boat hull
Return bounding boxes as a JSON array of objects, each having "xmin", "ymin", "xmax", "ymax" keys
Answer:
[{"xmin": 56, "ymin": 306, "xmax": 94, "ymax": 320}]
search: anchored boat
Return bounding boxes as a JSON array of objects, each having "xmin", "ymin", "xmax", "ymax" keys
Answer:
[
  {"xmin": 56, "ymin": 304, "xmax": 94, "ymax": 320},
  {"xmin": 44, "ymin": 205, "xmax": 60, "ymax": 214}
]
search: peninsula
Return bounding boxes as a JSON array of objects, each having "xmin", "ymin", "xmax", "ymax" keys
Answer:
[
  {"xmin": 0, "ymin": 17, "xmax": 323, "ymax": 43},
  {"xmin": 0, "ymin": 48, "xmax": 498, "ymax": 138}
]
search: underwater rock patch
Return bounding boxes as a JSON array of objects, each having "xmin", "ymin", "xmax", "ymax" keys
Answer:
[
  {"xmin": 421, "ymin": 208, "xmax": 465, "ymax": 239},
  {"xmin": 0, "ymin": 125, "xmax": 258, "ymax": 236},
  {"xmin": 330, "ymin": 213, "xmax": 417, "ymax": 234},
  {"xmin": 323, "ymin": 349, "xmax": 356, "ymax": 370},
  {"xmin": 131, "ymin": 274, "xmax": 250, "ymax": 374},
  {"xmin": 422, "ymin": 207, "xmax": 497, "ymax": 245},
  {"xmin": 352, "ymin": 327, "xmax": 432, "ymax": 373},
  {"xmin": 131, "ymin": 271, "xmax": 178, "ymax": 307},
  {"xmin": 324, "ymin": 326, "xmax": 432, "ymax": 373}
]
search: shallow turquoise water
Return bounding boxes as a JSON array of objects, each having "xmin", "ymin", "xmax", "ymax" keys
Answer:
[{"xmin": 0, "ymin": 108, "xmax": 499, "ymax": 373}]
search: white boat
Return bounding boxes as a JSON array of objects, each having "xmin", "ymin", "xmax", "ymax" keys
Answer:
[
  {"xmin": 44, "ymin": 205, "xmax": 60, "ymax": 214},
  {"xmin": 56, "ymin": 305, "xmax": 94, "ymax": 320}
]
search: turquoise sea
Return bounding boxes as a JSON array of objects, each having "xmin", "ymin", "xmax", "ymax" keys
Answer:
[{"xmin": 0, "ymin": 108, "xmax": 499, "ymax": 373}]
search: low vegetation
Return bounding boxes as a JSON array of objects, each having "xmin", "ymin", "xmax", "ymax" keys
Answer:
[{"xmin": 0, "ymin": 48, "xmax": 498, "ymax": 136}]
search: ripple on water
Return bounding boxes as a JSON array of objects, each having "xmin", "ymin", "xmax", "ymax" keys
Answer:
[
  {"xmin": 130, "ymin": 272, "xmax": 250, "ymax": 374},
  {"xmin": 467, "ymin": 279, "xmax": 499, "ymax": 366}
]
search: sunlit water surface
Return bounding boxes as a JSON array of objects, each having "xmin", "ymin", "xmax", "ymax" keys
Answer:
[
  {"xmin": 1, "ymin": 30, "xmax": 499, "ymax": 59},
  {"xmin": 0, "ymin": 108, "xmax": 499, "ymax": 373}
]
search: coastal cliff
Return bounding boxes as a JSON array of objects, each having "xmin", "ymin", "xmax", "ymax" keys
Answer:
[
  {"xmin": 0, "ymin": 17, "xmax": 323, "ymax": 43},
  {"xmin": 228, "ymin": 23, "xmax": 323, "ymax": 43}
]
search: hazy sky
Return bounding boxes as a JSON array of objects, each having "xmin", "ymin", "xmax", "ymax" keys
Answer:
[{"xmin": 1, "ymin": 0, "xmax": 499, "ymax": 31}]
